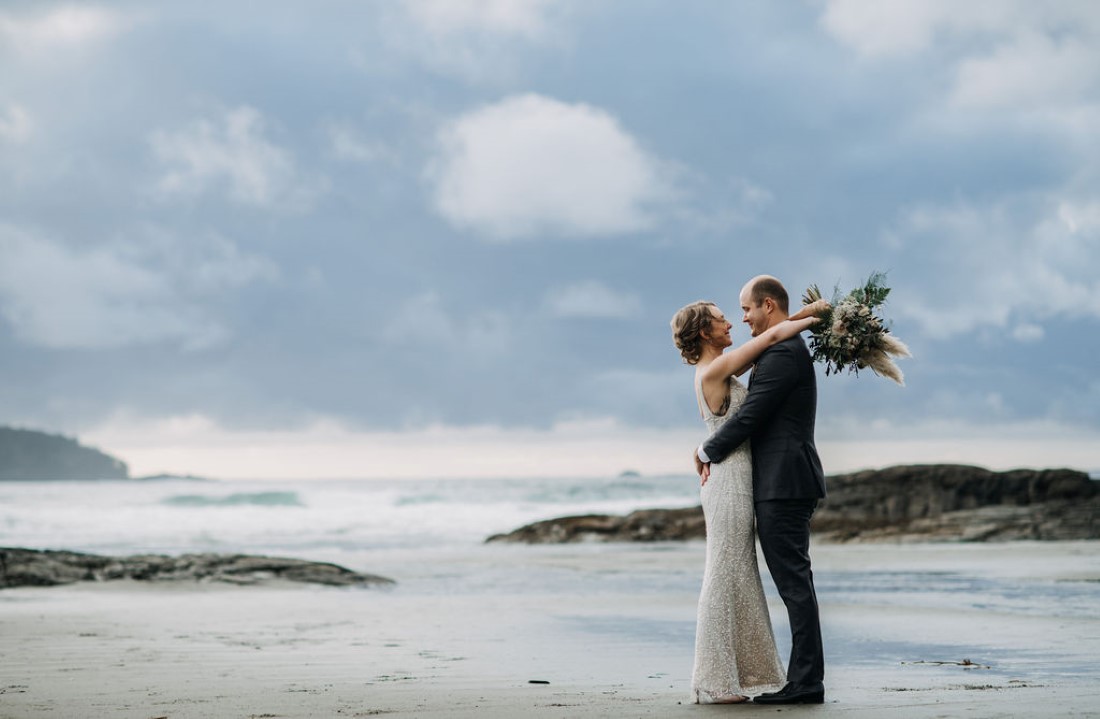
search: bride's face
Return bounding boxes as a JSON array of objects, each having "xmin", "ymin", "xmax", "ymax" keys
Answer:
[{"xmin": 704, "ymin": 306, "xmax": 733, "ymax": 349}]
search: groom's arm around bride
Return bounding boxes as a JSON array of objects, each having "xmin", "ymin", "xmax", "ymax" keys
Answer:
[{"xmin": 698, "ymin": 329, "xmax": 825, "ymax": 500}]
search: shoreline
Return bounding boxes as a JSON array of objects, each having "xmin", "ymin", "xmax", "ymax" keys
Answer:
[{"xmin": 2, "ymin": 541, "xmax": 1098, "ymax": 717}]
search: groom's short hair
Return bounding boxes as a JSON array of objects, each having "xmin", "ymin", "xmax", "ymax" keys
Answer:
[{"xmin": 748, "ymin": 276, "xmax": 789, "ymax": 313}]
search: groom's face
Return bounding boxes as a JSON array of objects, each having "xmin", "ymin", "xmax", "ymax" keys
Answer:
[{"xmin": 739, "ymin": 288, "xmax": 767, "ymax": 337}]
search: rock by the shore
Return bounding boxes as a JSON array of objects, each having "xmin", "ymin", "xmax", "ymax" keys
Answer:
[
  {"xmin": 486, "ymin": 464, "xmax": 1100, "ymax": 544},
  {"xmin": 812, "ymin": 464, "xmax": 1097, "ymax": 542},
  {"xmin": 486, "ymin": 506, "xmax": 706, "ymax": 544},
  {"xmin": 0, "ymin": 548, "xmax": 395, "ymax": 589}
]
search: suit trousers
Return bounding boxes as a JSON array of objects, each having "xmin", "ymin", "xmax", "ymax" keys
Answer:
[{"xmin": 754, "ymin": 498, "xmax": 824, "ymax": 686}]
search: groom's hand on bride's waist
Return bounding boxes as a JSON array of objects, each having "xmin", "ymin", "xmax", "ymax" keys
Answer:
[
  {"xmin": 696, "ymin": 445, "xmax": 711, "ymax": 464},
  {"xmin": 693, "ymin": 449, "xmax": 711, "ymax": 486}
]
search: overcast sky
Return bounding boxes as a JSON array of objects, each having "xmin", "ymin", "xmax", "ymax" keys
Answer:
[{"xmin": 2, "ymin": 1, "xmax": 1098, "ymax": 479}]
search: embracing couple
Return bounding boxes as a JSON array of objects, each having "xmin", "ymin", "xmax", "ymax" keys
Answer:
[{"xmin": 671, "ymin": 275, "xmax": 828, "ymax": 706}]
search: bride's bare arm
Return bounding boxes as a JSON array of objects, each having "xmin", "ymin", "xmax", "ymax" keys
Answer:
[{"xmin": 701, "ymin": 315, "xmax": 820, "ymax": 386}]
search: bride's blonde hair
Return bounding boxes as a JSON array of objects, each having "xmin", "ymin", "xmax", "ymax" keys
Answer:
[{"xmin": 671, "ymin": 301, "xmax": 717, "ymax": 365}]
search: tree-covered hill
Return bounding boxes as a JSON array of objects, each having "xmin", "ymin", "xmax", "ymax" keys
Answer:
[{"xmin": 0, "ymin": 427, "xmax": 129, "ymax": 481}]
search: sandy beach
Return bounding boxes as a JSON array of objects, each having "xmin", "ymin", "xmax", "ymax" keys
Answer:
[{"xmin": 2, "ymin": 540, "xmax": 1099, "ymax": 718}]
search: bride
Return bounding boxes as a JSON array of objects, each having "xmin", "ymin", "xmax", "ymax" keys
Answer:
[{"xmin": 670, "ymin": 298, "xmax": 825, "ymax": 703}]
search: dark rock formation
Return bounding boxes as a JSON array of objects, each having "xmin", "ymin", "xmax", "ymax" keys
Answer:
[
  {"xmin": 486, "ymin": 506, "xmax": 705, "ymax": 544},
  {"xmin": 486, "ymin": 465, "xmax": 1100, "ymax": 544},
  {"xmin": 0, "ymin": 427, "xmax": 128, "ymax": 481},
  {"xmin": 0, "ymin": 548, "xmax": 395, "ymax": 589},
  {"xmin": 812, "ymin": 465, "xmax": 1097, "ymax": 542}
]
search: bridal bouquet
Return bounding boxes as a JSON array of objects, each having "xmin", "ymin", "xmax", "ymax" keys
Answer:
[{"xmin": 801, "ymin": 271, "xmax": 911, "ymax": 385}]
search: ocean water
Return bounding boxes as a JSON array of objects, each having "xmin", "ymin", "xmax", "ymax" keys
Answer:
[
  {"xmin": 3, "ymin": 475, "xmax": 1098, "ymax": 619},
  {"xmin": 0, "ymin": 474, "xmax": 701, "ymax": 556},
  {"xmin": 3, "ymin": 475, "xmax": 1100, "ymax": 686}
]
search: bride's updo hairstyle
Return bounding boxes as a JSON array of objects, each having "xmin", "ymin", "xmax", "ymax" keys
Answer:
[{"xmin": 671, "ymin": 301, "xmax": 717, "ymax": 365}]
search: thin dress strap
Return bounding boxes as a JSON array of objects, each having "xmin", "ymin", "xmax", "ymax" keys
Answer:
[{"xmin": 695, "ymin": 372, "xmax": 730, "ymax": 419}]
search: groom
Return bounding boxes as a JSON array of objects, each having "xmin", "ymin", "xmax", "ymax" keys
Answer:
[{"xmin": 694, "ymin": 275, "xmax": 826, "ymax": 705}]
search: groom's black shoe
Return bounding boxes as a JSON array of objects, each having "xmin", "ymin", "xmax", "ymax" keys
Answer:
[{"xmin": 753, "ymin": 682, "xmax": 825, "ymax": 705}]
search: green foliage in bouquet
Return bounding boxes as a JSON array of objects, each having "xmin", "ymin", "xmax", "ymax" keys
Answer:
[{"xmin": 802, "ymin": 271, "xmax": 911, "ymax": 385}]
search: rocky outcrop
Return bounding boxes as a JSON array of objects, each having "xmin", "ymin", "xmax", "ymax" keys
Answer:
[
  {"xmin": 812, "ymin": 465, "xmax": 1097, "ymax": 542},
  {"xmin": 486, "ymin": 465, "xmax": 1099, "ymax": 544},
  {"xmin": 0, "ymin": 548, "xmax": 395, "ymax": 589},
  {"xmin": 486, "ymin": 506, "xmax": 706, "ymax": 544}
]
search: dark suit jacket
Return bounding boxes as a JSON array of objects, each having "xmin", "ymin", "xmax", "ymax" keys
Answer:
[{"xmin": 702, "ymin": 335, "xmax": 826, "ymax": 501}]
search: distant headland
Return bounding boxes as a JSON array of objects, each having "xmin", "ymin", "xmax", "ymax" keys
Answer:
[
  {"xmin": 0, "ymin": 426, "xmax": 129, "ymax": 481},
  {"xmin": 0, "ymin": 426, "xmax": 207, "ymax": 482}
]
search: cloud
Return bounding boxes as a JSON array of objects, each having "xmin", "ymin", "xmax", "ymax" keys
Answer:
[
  {"xmin": 822, "ymin": 1, "xmax": 1100, "ymax": 342},
  {"xmin": 381, "ymin": 292, "xmax": 511, "ymax": 357},
  {"xmin": 400, "ymin": 0, "xmax": 557, "ymax": 39},
  {"xmin": 430, "ymin": 93, "xmax": 670, "ymax": 240},
  {"xmin": 819, "ymin": 0, "xmax": 957, "ymax": 57},
  {"xmin": 821, "ymin": 1, "xmax": 1100, "ymax": 128},
  {"xmin": 544, "ymin": 281, "xmax": 642, "ymax": 319},
  {"xmin": 0, "ymin": 224, "xmax": 276, "ymax": 351},
  {"xmin": 135, "ymin": 227, "xmax": 280, "ymax": 296},
  {"xmin": 818, "ymin": 1, "xmax": 1076, "ymax": 59},
  {"xmin": 0, "ymin": 5, "xmax": 124, "ymax": 53},
  {"xmin": 665, "ymin": 175, "xmax": 774, "ymax": 238},
  {"xmin": 817, "ymin": 415, "xmax": 1100, "ymax": 474},
  {"xmin": 82, "ymin": 410, "xmax": 1100, "ymax": 480},
  {"xmin": 887, "ymin": 196, "xmax": 1100, "ymax": 339},
  {"xmin": 150, "ymin": 106, "xmax": 323, "ymax": 209},
  {"xmin": 326, "ymin": 123, "xmax": 400, "ymax": 166},
  {"xmin": 82, "ymin": 411, "xmax": 706, "ymax": 480},
  {"xmin": 0, "ymin": 104, "xmax": 32, "ymax": 143},
  {"xmin": 1012, "ymin": 323, "xmax": 1044, "ymax": 343},
  {"xmin": 386, "ymin": 0, "xmax": 567, "ymax": 83},
  {"xmin": 950, "ymin": 31, "xmax": 1100, "ymax": 110}
]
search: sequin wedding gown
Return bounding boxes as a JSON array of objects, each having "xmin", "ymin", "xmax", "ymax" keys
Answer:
[{"xmin": 691, "ymin": 375, "xmax": 785, "ymax": 703}]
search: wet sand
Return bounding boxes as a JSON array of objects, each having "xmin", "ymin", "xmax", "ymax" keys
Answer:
[{"xmin": 2, "ymin": 541, "xmax": 1098, "ymax": 718}]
